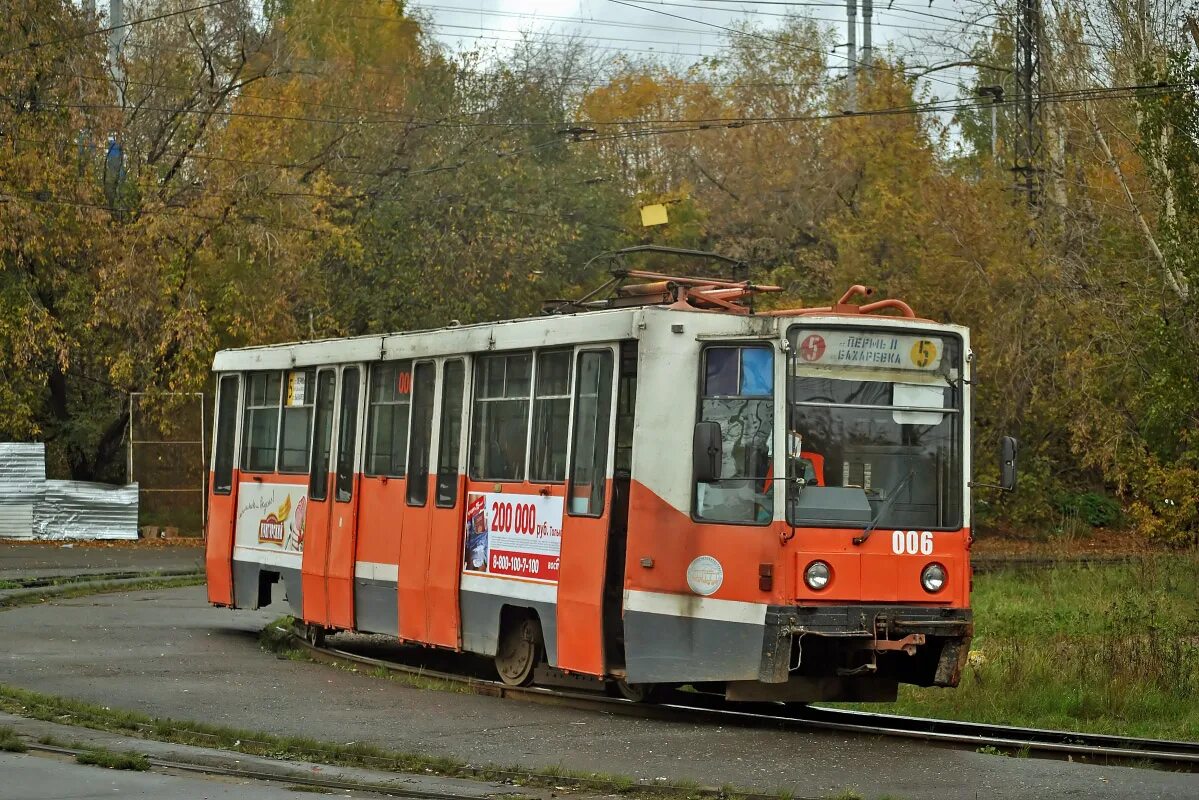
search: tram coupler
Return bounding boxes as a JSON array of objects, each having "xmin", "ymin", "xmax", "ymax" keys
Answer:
[{"xmin": 868, "ymin": 633, "xmax": 920, "ymax": 657}]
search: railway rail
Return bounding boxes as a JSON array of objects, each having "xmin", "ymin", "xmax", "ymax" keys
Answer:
[{"xmin": 288, "ymin": 625, "xmax": 1199, "ymax": 773}]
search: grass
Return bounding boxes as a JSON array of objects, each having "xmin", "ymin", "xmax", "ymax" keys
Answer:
[
  {"xmin": 0, "ymin": 575, "xmax": 204, "ymax": 610},
  {"xmin": 76, "ymin": 747, "xmax": 151, "ymax": 771},
  {"xmin": 0, "ymin": 682, "xmax": 805, "ymax": 800},
  {"xmin": 831, "ymin": 554, "xmax": 1199, "ymax": 741},
  {"xmin": 0, "ymin": 725, "xmax": 27, "ymax": 752}
]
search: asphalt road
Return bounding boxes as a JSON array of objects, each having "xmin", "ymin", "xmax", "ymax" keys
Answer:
[
  {"xmin": 0, "ymin": 751, "xmax": 397, "ymax": 799},
  {"xmin": 1, "ymin": 585, "xmax": 1196, "ymax": 799},
  {"xmin": 0, "ymin": 542, "xmax": 203, "ymax": 580}
]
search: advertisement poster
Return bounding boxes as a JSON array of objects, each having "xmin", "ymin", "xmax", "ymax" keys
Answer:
[
  {"xmin": 235, "ymin": 482, "xmax": 309, "ymax": 558},
  {"xmin": 463, "ymin": 492, "xmax": 564, "ymax": 582}
]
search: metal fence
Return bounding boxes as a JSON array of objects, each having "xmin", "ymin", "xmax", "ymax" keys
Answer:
[
  {"xmin": 0, "ymin": 443, "xmax": 47, "ymax": 540},
  {"xmin": 0, "ymin": 442, "xmax": 139, "ymax": 540}
]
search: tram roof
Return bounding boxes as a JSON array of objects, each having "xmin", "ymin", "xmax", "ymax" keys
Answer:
[{"xmin": 212, "ymin": 304, "xmax": 966, "ymax": 372}]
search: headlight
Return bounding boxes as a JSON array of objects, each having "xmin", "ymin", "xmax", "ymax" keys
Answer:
[
  {"xmin": 921, "ymin": 563, "xmax": 947, "ymax": 593},
  {"xmin": 804, "ymin": 560, "xmax": 831, "ymax": 591}
]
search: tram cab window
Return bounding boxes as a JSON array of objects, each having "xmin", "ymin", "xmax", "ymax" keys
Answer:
[
  {"xmin": 365, "ymin": 361, "xmax": 412, "ymax": 477},
  {"xmin": 785, "ymin": 328, "xmax": 963, "ymax": 531},
  {"xmin": 242, "ymin": 371, "xmax": 282, "ymax": 473},
  {"xmin": 694, "ymin": 346, "xmax": 774, "ymax": 525},
  {"xmin": 470, "ymin": 353, "xmax": 532, "ymax": 481},
  {"xmin": 212, "ymin": 375, "xmax": 239, "ymax": 493},
  {"xmin": 278, "ymin": 369, "xmax": 316, "ymax": 473}
]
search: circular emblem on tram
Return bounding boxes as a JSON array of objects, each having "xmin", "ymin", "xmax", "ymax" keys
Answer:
[
  {"xmin": 799, "ymin": 334, "xmax": 826, "ymax": 362},
  {"xmin": 686, "ymin": 555, "xmax": 724, "ymax": 596},
  {"xmin": 910, "ymin": 338, "xmax": 938, "ymax": 368}
]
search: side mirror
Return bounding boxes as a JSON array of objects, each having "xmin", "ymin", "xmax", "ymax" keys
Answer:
[
  {"xmin": 1000, "ymin": 436, "xmax": 1018, "ymax": 492},
  {"xmin": 693, "ymin": 421, "xmax": 723, "ymax": 483}
]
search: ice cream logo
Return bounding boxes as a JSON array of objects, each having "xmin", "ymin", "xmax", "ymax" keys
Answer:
[{"xmin": 258, "ymin": 495, "xmax": 291, "ymax": 545}]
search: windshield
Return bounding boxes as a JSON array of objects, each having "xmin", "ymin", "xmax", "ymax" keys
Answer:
[{"xmin": 786, "ymin": 327, "xmax": 964, "ymax": 531}]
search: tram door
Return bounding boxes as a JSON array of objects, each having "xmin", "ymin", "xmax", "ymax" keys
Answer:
[
  {"xmin": 326, "ymin": 367, "xmax": 363, "ymax": 629},
  {"xmin": 300, "ymin": 368, "xmax": 338, "ymax": 625},
  {"xmin": 398, "ymin": 361, "xmax": 438, "ymax": 642},
  {"xmin": 556, "ymin": 347, "xmax": 618, "ymax": 675},
  {"xmin": 398, "ymin": 360, "xmax": 466, "ymax": 646},
  {"xmin": 425, "ymin": 359, "xmax": 467, "ymax": 646},
  {"xmin": 603, "ymin": 343, "xmax": 637, "ymax": 674},
  {"xmin": 206, "ymin": 374, "xmax": 242, "ymax": 605}
]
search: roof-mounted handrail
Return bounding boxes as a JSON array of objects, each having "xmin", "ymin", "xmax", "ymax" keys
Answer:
[{"xmin": 759, "ymin": 285, "xmax": 917, "ymax": 319}]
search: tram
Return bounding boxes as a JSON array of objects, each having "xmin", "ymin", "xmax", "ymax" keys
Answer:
[{"xmin": 205, "ymin": 254, "xmax": 1015, "ymax": 702}]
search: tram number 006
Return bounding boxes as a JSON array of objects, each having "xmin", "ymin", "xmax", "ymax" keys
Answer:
[
  {"xmin": 892, "ymin": 530, "xmax": 934, "ymax": 556},
  {"xmin": 489, "ymin": 501, "xmax": 538, "ymax": 535}
]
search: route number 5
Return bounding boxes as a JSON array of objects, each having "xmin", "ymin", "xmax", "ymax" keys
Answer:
[{"xmin": 892, "ymin": 530, "xmax": 934, "ymax": 556}]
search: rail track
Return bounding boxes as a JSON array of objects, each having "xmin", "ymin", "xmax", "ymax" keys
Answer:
[{"xmin": 289, "ymin": 626, "xmax": 1199, "ymax": 773}]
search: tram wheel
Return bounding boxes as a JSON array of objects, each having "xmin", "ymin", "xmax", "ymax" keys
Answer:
[
  {"xmin": 495, "ymin": 614, "xmax": 542, "ymax": 686},
  {"xmin": 610, "ymin": 679, "xmax": 658, "ymax": 703},
  {"xmin": 303, "ymin": 622, "xmax": 327, "ymax": 647}
]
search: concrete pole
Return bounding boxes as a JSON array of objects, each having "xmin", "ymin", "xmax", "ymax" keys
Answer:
[
  {"xmin": 846, "ymin": 0, "xmax": 857, "ymax": 111},
  {"xmin": 861, "ymin": 0, "xmax": 872, "ymax": 69}
]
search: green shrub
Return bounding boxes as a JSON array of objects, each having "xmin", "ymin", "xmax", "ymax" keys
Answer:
[{"xmin": 1054, "ymin": 491, "xmax": 1122, "ymax": 528}]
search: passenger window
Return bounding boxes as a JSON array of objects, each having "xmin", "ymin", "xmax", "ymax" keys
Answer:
[
  {"xmin": 436, "ymin": 360, "xmax": 466, "ymax": 507},
  {"xmin": 568, "ymin": 350, "xmax": 614, "ymax": 516},
  {"xmin": 212, "ymin": 375, "xmax": 239, "ymax": 494},
  {"xmin": 695, "ymin": 346, "xmax": 774, "ymax": 524},
  {"xmin": 309, "ymin": 370, "xmax": 337, "ymax": 501},
  {"xmin": 470, "ymin": 353, "xmax": 532, "ymax": 481},
  {"xmin": 242, "ymin": 371, "xmax": 281, "ymax": 472},
  {"xmin": 406, "ymin": 362, "xmax": 436, "ymax": 507},
  {"xmin": 278, "ymin": 369, "xmax": 316, "ymax": 473},
  {"xmin": 365, "ymin": 361, "xmax": 411, "ymax": 477},
  {"xmin": 335, "ymin": 368, "xmax": 361, "ymax": 502},
  {"xmin": 530, "ymin": 350, "xmax": 572, "ymax": 482}
]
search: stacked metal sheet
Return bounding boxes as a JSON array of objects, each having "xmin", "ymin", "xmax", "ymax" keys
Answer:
[{"xmin": 0, "ymin": 443, "xmax": 47, "ymax": 540}]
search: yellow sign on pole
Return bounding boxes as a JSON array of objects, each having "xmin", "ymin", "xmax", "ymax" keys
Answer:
[{"xmin": 640, "ymin": 204, "xmax": 669, "ymax": 227}]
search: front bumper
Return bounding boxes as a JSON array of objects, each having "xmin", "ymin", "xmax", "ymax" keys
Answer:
[{"xmin": 759, "ymin": 603, "xmax": 974, "ymax": 685}]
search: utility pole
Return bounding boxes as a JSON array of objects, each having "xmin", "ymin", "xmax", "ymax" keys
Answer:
[
  {"xmin": 846, "ymin": 0, "xmax": 857, "ymax": 111},
  {"xmin": 861, "ymin": 0, "xmax": 872, "ymax": 69},
  {"xmin": 1014, "ymin": 0, "xmax": 1043, "ymax": 206},
  {"xmin": 108, "ymin": 0, "xmax": 128, "ymax": 107}
]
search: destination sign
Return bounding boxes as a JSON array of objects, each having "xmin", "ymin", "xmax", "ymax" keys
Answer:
[{"xmin": 794, "ymin": 330, "xmax": 944, "ymax": 371}]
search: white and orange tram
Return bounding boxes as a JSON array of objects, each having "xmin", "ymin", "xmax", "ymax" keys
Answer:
[{"xmin": 206, "ymin": 265, "xmax": 1011, "ymax": 702}]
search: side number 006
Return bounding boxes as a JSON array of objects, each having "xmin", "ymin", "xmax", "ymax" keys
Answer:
[{"xmin": 892, "ymin": 530, "xmax": 934, "ymax": 556}]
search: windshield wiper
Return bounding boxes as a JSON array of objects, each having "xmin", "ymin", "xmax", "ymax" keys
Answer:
[{"xmin": 853, "ymin": 469, "xmax": 915, "ymax": 546}]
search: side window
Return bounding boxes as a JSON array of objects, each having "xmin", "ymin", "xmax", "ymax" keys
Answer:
[
  {"xmin": 309, "ymin": 370, "xmax": 337, "ymax": 501},
  {"xmin": 278, "ymin": 369, "xmax": 316, "ymax": 473},
  {"xmin": 406, "ymin": 362, "xmax": 436, "ymax": 507},
  {"xmin": 568, "ymin": 350, "xmax": 614, "ymax": 516},
  {"xmin": 365, "ymin": 361, "xmax": 411, "ymax": 477},
  {"xmin": 212, "ymin": 375, "xmax": 239, "ymax": 494},
  {"xmin": 436, "ymin": 360, "xmax": 466, "ymax": 507},
  {"xmin": 242, "ymin": 371, "xmax": 281, "ymax": 472},
  {"xmin": 695, "ymin": 345, "xmax": 774, "ymax": 524},
  {"xmin": 470, "ymin": 352, "xmax": 532, "ymax": 481},
  {"xmin": 335, "ymin": 367, "xmax": 361, "ymax": 502},
  {"xmin": 530, "ymin": 350, "xmax": 572, "ymax": 483}
]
